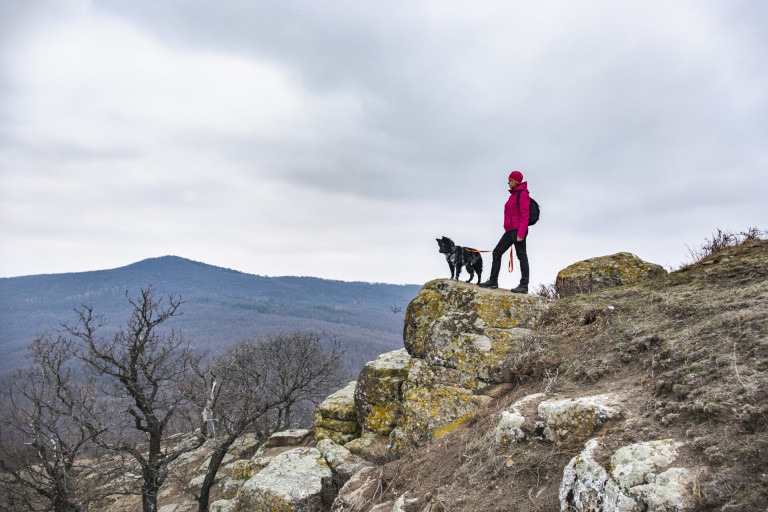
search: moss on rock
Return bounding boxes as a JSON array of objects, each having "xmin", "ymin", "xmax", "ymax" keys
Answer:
[
  {"xmin": 313, "ymin": 382, "xmax": 360, "ymax": 445},
  {"xmin": 556, "ymin": 252, "xmax": 667, "ymax": 297},
  {"xmin": 354, "ymin": 349, "xmax": 412, "ymax": 436}
]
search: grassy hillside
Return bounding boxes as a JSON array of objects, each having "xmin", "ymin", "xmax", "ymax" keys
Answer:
[
  {"xmin": 368, "ymin": 238, "xmax": 768, "ymax": 510},
  {"xmin": 0, "ymin": 256, "xmax": 421, "ymax": 377}
]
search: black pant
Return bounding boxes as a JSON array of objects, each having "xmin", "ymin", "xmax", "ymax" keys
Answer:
[{"xmin": 489, "ymin": 230, "xmax": 529, "ymax": 285}]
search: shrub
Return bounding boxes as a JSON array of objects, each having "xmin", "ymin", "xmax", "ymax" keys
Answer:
[{"xmin": 684, "ymin": 227, "xmax": 766, "ymax": 266}]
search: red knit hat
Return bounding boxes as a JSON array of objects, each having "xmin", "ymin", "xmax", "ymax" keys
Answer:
[{"xmin": 508, "ymin": 170, "xmax": 524, "ymax": 183}]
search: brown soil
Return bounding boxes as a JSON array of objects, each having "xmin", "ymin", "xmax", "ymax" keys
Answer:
[{"xmin": 365, "ymin": 239, "xmax": 768, "ymax": 511}]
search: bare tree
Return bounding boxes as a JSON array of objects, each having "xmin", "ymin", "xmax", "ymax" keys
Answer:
[
  {"xmin": 63, "ymin": 285, "xmax": 205, "ymax": 512},
  {"xmin": 0, "ymin": 334, "xmax": 105, "ymax": 512},
  {"xmin": 193, "ymin": 331, "xmax": 345, "ymax": 512}
]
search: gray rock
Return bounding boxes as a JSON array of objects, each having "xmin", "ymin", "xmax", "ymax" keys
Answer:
[
  {"xmin": 560, "ymin": 438, "xmax": 696, "ymax": 511},
  {"xmin": 315, "ymin": 381, "xmax": 361, "ymax": 444},
  {"xmin": 317, "ymin": 438, "xmax": 372, "ymax": 483},
  {"xmin": 354, "ymin": 350, "xmax": 412, "ymax": 437},
  {"xmin": 260, "ymin": 428, "xmax": 313, "ymax": 450},
  {"xmin": 237, "ymin": 447, "xmax": 333, "ymax": 512},
  {"xmin": 495, "ymin": 393, "xmax": 547, "ymax": 451},
  {"xmin": 538, "ymin": 394, "xmax": 621, "ymax": 442},
  {"xmin": 331, "ymin": 466, "xmax": 382, "ymax": 512},
  {"xmin": 556, "ymin": 252, "xmax": 667, "ymax": 297},
  {"xmin": 209, "ymin": 499, "xmax": 236, "ymax": 512}
]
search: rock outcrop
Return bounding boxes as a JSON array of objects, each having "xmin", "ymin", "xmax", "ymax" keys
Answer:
[
  {"xmin": 315, "ymin": 382, "xmax": 360, "ymax": 444},
  {"xmin": 538, "ymin": 394, "xmax": 622, "ymax": 443},
  {"xmin": 354, "ymin": 350, "xmax": 411, "ymax": 437},
  {"xmin": 555, "ymin": 252, "xmax": 667, "ymax": 297},
  {"xmin": 312, "ymin": 279, "xmax": 551, "ymax": 459},
  {"xmin": 495, "ymin": 392, "xmax": 546, "ymax": 451},
  {"xmin": 391, "ymin": 279, "xmax": 548, "ymax": 452},
  {"xmin": 560, "ymin": 438, "xmax": 696, "ymax": 511},
  {"xmin": 236, "ymin": 447, "xmax": 334, "ymax": 512}
]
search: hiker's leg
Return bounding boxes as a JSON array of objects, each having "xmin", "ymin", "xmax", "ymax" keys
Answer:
[
  {"xmin": 513, "ymin": 235, "xmax": 529, "ymax": 289},
  {"xmin": 480, "ymin": 231, "xmax": 515, "ymax": 287}
]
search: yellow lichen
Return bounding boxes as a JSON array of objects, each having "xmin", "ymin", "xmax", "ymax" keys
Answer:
[
  {"xmin": 363, "ymin": 403, "xmax": 402, "ymax": 435},
  {"xmin": 433, "ymin": 413, "xmax": 474, "ymax": 438}
]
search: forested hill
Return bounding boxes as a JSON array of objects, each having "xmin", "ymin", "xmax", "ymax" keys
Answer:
[{"xmin": 0, "ymin": 256, "xmax": 421, "ymax": 376}]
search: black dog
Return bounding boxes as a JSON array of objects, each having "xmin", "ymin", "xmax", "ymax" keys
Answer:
[{"xmin": 436, "ymin": 236, "xmax": 483, "ymax": 284}]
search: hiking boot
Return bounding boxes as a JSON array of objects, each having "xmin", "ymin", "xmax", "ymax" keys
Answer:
[
  {"xmin": 478, "ymin": 280, "xmax": 498, "ymax": 289},
  {"xmin": 510, "ymin": 284, "xmax": 528, "ymax": 294}
]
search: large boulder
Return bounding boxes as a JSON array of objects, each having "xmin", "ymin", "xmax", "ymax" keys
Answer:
[
  {"xmin": 236, "ymin": 447, "xmax": 334, "ymax": 512},
  {"xmin": 374, "ymin": 280, "xmax": 548, "ymax": 456},
  {"xmin": 316, "ymin": 439, "xmax": 371, "ymax": 484},
  {"xmin": 495, "ymin": 393, "xmax": 547, "ymax": 452},
  {"xmin": 260, "ymin": 429, "xmax": 313, "ymax": 450},
  {"xmin": 422, "ymin": 314, "xmax": 535, "ymax": 383},
  {"xmin": 344, "ymin": 431, "xmax": 390, "ymax": 463},
  {"xmin": 389, "ymin": 359, "xmax": 492, "ymax": 454},
  {"xmin": 556, "ymin": 252, "xmax": 667, "ymax": 297},
  {"xmin": 315, "ymin": 382, "xmax": 361, "ymax": 445},
  {"xmin": 354, "ymin": 350, "xmax": 412, "ymax": 436},
  {"xmin": 403, "ymin": 279, "xmax": 547, "ymax": 358},
  {"xmin": 538, "ymin": 394, "xmax": 621, "ymax": 443},
  {"xmin": 560, "ymin": 438, "xmax": 696, "ymax": 511}
]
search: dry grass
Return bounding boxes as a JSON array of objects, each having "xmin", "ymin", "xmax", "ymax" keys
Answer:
[{"xmin": 363, "ymin": 237, "xmax": 768, "ymax": 511}]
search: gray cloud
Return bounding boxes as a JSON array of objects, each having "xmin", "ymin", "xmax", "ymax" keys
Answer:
[{"xmin": 1, "ymin": 0, "xmax": 765, "ymax": 286}]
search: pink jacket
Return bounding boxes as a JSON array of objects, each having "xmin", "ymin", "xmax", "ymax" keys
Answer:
[{"xmin": 503, "ymin": 181, "xmax": 530, "ymax": 239}]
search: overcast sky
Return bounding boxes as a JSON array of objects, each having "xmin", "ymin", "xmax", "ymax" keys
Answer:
[{"xmin": 1, "ymin": 1, "xmax": 765, "ymax": 288}]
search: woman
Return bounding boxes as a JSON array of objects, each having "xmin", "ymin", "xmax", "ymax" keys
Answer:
[{"xmin": 479, "ymin": 170, "xmax": 531, "ymax": 293}]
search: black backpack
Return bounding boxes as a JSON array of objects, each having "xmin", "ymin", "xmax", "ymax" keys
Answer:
[{"xmin": 517, "ymin": 193, "xmax": 540, "ymax": 226}]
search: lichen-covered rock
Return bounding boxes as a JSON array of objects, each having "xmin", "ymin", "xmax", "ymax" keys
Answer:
[
  {"xmin": 423, "ymin": 313, "xmax": 535, "ymax": 383},
  {"xmin": 390, "ymin": 359, "xmax": 492, "ymax": 454},
  {"xmin": 230, "ymin": 459, "xmax": 261, "ymax": 481},
  {"xmin": 610, "ymin": 439, "xmax": 683, "ymax": 488},
  {"xmin": 236, "ymin": 447, "xmax": 333, "ymax": 512},
  {"xmin": 253, "ymin": 430, "xmax": 314, "ymax": 470},
  {"xmin": 210, "ymin": 499, "xmax": 236, "ymax": 512},
  {"xmin": 610, "ymin": 440, "xmax": 695, "ymax": 510},
  {"xmin": 331, "ymin": 466, "xmax": 381, "ymax": 512},
  {"xmin": 315, "ymin": 382, "xmax": 361, "ymax": 445},
  {"xmin": 344, "ymin": 431, "xmax": 390, "ymax": 463},
  {"xmin": 222, "ymin": 478, "xmax": 242, "ymax": 499},
  {"xmin": 560, "ymin": 438, "xmax": 695, "ymax": 511},
  {"xmin": 317, "ymin": 439, "xmax": 371, "ymax": 483},
  {"xmin": 403, "ymin": 279, "xmax": 547, "ymax": 358},
  {"xmin": 495, "ymin": 393, "xmax": 547, "ymax": 451},
  {"xmin": 260, "ymin": 429, "xmax": 313, "ymax": 450},
  {"xmin": 227, "ymin": 432, "xmax": 262, "ymax": 460},
  {"xmin": 560, "ymin": 439, "xmax": 638, "ymax": 511},
  {"xmin": 555, "ymin": 252, "xmax": 667, "ymax": 297},
  {"xmin": 538, "ymin": 394, "xmax": 621, "ymax": 442},
  {"xmin": 354, "ymin": 350, "xmax": 412, "ymax": 436}
]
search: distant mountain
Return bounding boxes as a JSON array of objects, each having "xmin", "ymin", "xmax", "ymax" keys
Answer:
[{"xmin": 0, "ymin": 256, "xmax": 422, "ymax": 377}]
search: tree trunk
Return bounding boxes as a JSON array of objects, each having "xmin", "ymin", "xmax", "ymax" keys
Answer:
[
  {"xmin": 197, "ymin": 438, "xmax": 236, "ymax": 512},
  {"xmin": 142, "ymin": 480, "xmax": 161, "ymax": 512}
]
